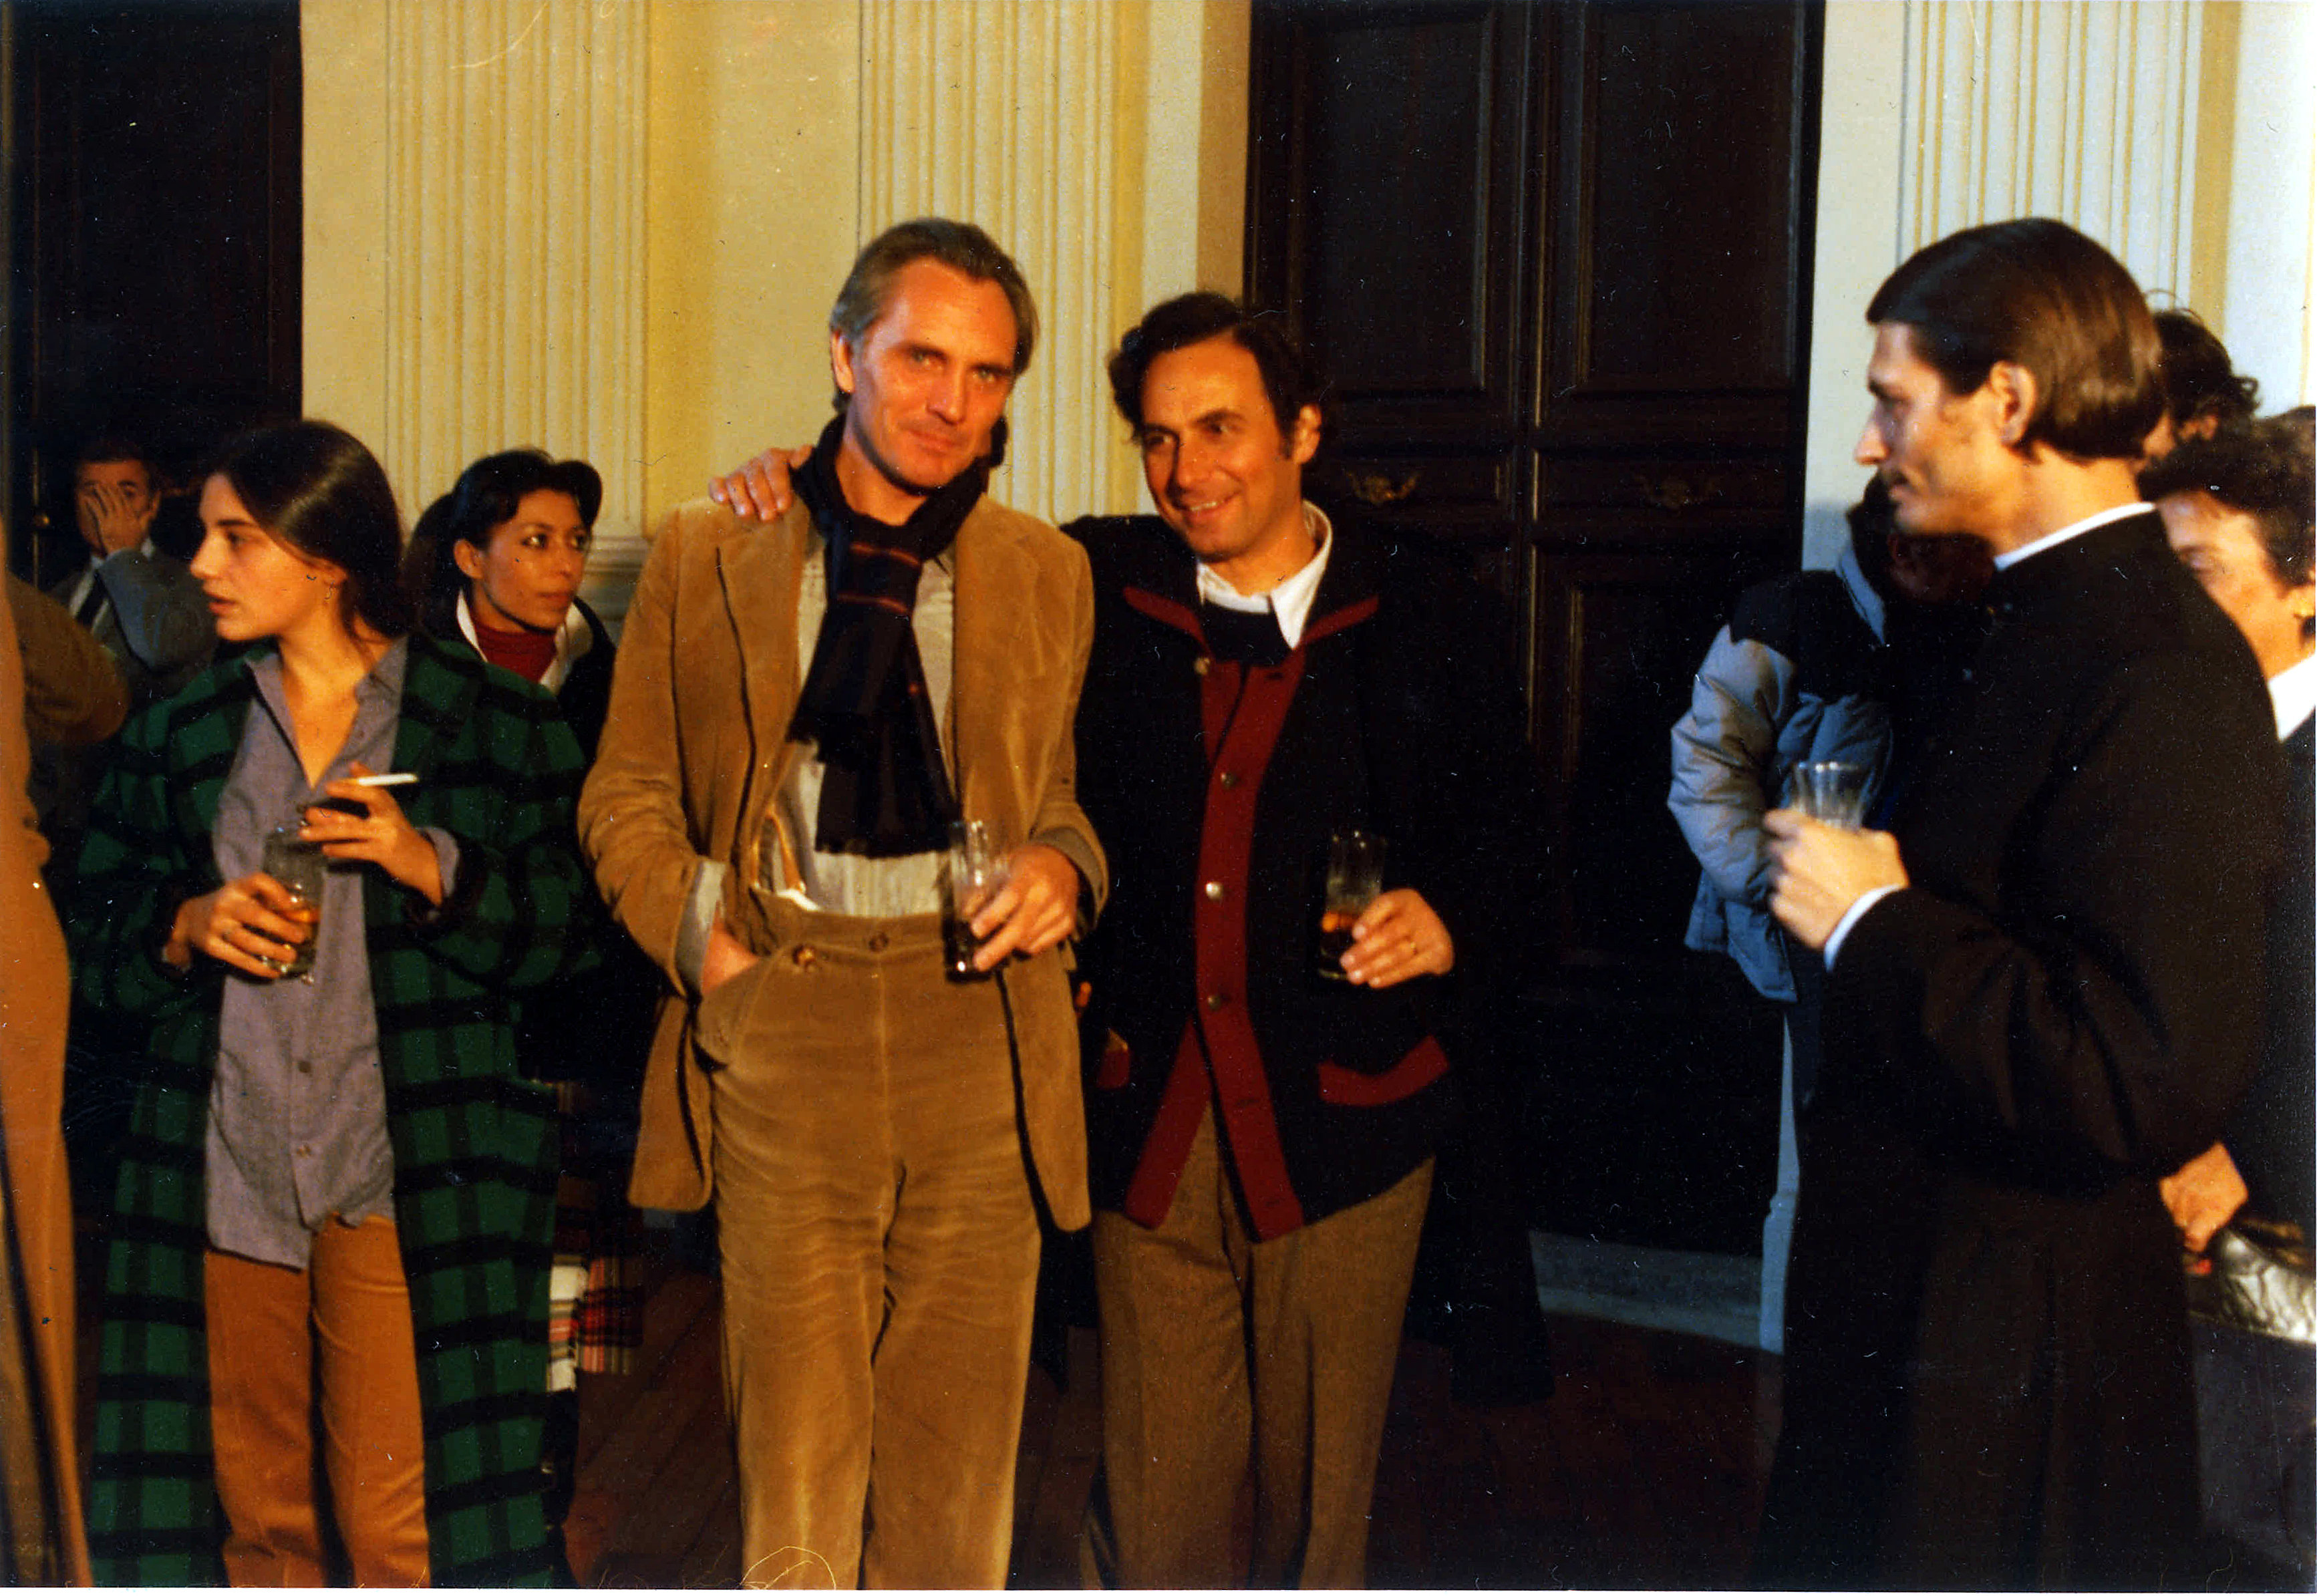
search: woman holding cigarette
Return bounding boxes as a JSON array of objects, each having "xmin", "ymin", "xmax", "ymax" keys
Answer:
[{"xmin": 69, "ymin": 421, "xmax": 590, "ymax": 1587}]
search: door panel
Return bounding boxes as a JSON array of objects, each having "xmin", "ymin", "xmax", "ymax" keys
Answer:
[
  {"xmin": 6, "ymin": 1, "xmax": 301, "ymax": 583},
  {"xmin": 1249, "ymin": 0, "xmax": 1822, "ymax": 1250}
]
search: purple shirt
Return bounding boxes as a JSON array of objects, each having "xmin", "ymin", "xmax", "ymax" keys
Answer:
[{"xmin": 203, "ymin": 641, "xmax": 457, "ymax": 1268}]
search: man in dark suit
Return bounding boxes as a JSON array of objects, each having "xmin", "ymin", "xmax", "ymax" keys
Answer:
[
  {"xmin": 1066, "ymin": 295, "xmax": 1545, "ymax": 1587},
  {"xmin": 33, "ymin": 435, "xmax": 212, "ymax": 837},
  {"xmin": 1755, "ymin": 218, "xmax": 2285, "ymax": 1588}
]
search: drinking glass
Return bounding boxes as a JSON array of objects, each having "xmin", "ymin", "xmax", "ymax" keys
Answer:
[
  {"xmin": 942, "ymin": 820, "xmax": 1009, "ymax": 982},
  {"xmin": 1788, "ymin": 760, "xmax": 1871, "ymax": 829},
  {"xmin": 259, "ymin": 822, "xmax": 327, "ymax": 979},
  {"xmin": 1316, "ymin": 830, "xmax": 1386, "ymax": 979}
]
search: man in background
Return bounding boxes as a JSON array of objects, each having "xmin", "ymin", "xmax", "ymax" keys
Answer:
[{"xmin": 33, "ymin": 434, "xmax": 212, "ymax": 837}]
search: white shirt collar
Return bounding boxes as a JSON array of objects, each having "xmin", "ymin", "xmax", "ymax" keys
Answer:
[
  {"xmin": 1195, "ymin": 503, "xmax": 1334, "ymax": 650},
  {"xmin": 456, "ymin": 588, "xmax": 593, "ymax": 694},
  {"xmin": 2268, "ymin": 651, "xmax": 2317, "ymax": 740},
  {"xmin": 1992, "ymin": 501, "xmax": 2151, "ymax": 571}
]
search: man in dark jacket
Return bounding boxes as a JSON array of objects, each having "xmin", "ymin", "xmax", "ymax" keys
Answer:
[
  {"xmin": 1758, "ymin": 219, "xmax": 2284, "ymax": 1587},
  {"xmin": 1070, "ymin": 293, "xmax": 1541, "ymax": 1587},
  {"xmin": 33, "ymin": 434, "xmax": 212, "ymax": 836}
]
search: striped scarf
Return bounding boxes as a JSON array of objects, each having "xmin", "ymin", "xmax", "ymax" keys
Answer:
[{"xmin": 786, "ymin": 415, "xmax": 989, "ymax": 856}]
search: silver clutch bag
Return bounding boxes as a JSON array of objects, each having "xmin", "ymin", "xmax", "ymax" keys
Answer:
[{"xmin": 2187, "ymin": 1219, "xmax": 2317, "ymax": 1345}]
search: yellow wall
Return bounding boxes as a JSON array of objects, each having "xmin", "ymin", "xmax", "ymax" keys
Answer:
[
  {"xmin": 305, "ymin": 0, "xmax": 1250, "ymax": 618},
  {"xmin": 641, "ymin": 3, "xmax": 863, "ymax": 522},
  {"xmin": 1802, "ymin": 0, "xmax": 2315, "ymax": 566}
]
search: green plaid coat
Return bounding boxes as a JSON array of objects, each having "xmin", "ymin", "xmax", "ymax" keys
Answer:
[{"xmin": 68, "ymin": 634, "xmax": 590, "ymax": 1586}]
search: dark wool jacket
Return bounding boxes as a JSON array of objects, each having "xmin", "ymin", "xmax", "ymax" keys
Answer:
[
  {"xmin": 1067, "ymin": 512, "xmax": 1543, "ymax": 1236},
  {"xmin": 69, "ymin": 633, "xmax": 591, "ymax": 1587},
  {"xmin": 1757, "ymin": 514, "xmax": 2286, "ymax": 1589},
  {"xmin": 419, "ymin": 589, "xmax": 617, "ymax": 764}
]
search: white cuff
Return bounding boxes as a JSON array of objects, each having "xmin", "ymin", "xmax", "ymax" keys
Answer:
[
  {"xmin": 675, "ymin": 860, "xmax": 729, "ymax": 996},
  {"xmin": 1823, "ymin": 885, "xmax": 1902, "ymax": 968}
]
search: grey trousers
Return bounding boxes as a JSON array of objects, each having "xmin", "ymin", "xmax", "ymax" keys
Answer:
[{"xmin": 1087, "ymin": 1107, "xmax": 1430, "ymax": 1588}]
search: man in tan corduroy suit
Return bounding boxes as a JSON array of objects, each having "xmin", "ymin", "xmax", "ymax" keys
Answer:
[{"xmin": 580, "ymin": 219, "xmax": 1103, "ymax": 1589}]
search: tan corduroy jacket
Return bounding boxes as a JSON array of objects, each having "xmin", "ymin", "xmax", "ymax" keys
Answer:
[
  {"xmin": 579, "ymin": 493, "xmax": 1105, "ymax": 1229},
  {"xmin": 0, "ymin": 540, "xmax": 92, "ymax": 1585}
]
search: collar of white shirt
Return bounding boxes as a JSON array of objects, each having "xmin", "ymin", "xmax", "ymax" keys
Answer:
[
  {"xmin": 2269, "ymin": 651, "xmax": 2317, "ymax": 740},
  {"xmin": 455, "ymin": 587, "xmax": 594, "ymax": 694},
  {"xmin": 1992, "ymin": 500, "xmax": 2151, "ymax": 571},
  {"xmin": 1194, "ymin": 502, "xmax": 1334, "ymax": 650}
]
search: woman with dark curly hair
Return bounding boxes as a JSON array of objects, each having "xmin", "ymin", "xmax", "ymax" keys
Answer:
[
  {"xmin": 404, "ymin": 450, "xmax": 614, "ymax": 754},
  {"xmin": 71, "ymin": 420, "xmax": 589, "ymax": 1587},
  {"xmin": 404, "ymin": 450, "xmax": 658, "ymax": 1553}
]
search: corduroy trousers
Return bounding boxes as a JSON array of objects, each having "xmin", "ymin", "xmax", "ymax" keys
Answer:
[
  {"xmin": 698, "ymin": 904, "xmax": 1040, "ymax": 1590},
  {"xmin": 1086, "ymin": 1108, "xmax": 1430, "ymax": 1588}
]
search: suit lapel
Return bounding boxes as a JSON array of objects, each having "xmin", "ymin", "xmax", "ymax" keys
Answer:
[
  {"xmin": 718, "ymin": 508, "xmax": 811, "ymax": 769},
  {"xmin": 950, "ymin": 500, "xmax": 1030, "ymax": 828}
]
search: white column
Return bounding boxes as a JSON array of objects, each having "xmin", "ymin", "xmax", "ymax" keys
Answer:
[
  {"xmin": 2219, "ymin": 0, "xmax": 2317, "ymax": 406},
  {"xmin": 859, "ymin": 0, "xmax": 1136, "ymax": 522},
  {"xmin": 307, "ymin": 0, "xmax": 649, "ymax": 609},
  {"xmin": 1899, "ymin": 0, "xmax": 2202, "ymax": 296},
  {"xmin": 1803, "ymin": 0, "xmax": 2278, "ymax": 565}
]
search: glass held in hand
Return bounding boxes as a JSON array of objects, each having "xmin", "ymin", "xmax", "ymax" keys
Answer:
[
  {"xmin": 1316, "ymin": 829, "xmax": 1386, "ymax": 980},
  {"xmin": 1787, "ymin": 760, "xmax": 1871, "ymax": 829},
  {"xmin": 259, "ymin": 822, "xmax": 327, "ymax": 980},
  {"xmin": 942, "ymin": 819, "xmax": 1010, "ymax": 983}
]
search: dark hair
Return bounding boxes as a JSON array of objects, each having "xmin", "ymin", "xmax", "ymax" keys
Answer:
[
  {"xmin": 2153, "ymin": 308, "xmax": 2260, "ymax": 432},
  {"xmin": 828, "ymin": 218, "xmax": 1038, "ymax": 412},
  {"xmin": 1865, "ymin": 218, "xmax": 2163, "ymax": 460},
  {"xmin": 2139, "ymin": 407, "xmax": 2316, "ymax": 595},
  {"xmin": 1106, "ymin": 293, "xmax": 1325, "ymax": 440},
  {"xmin": 1845, "ymin": 473, "xmax": 1896, "ymax": 595},
  {"xmin": 74, "ymin": 432, "xmax": 153, "ymax": 477},
  {"xmin": 404, "ymin": 450, "xmax": 603, "ymax": 631},
  {"xmin": 208, "ymin": 421, "xmax": 412, "ymax": 639}
]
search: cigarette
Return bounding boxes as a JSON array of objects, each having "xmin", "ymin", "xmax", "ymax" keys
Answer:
[{"xmin": 353, "ymin": 773, "xmax": 419, "ymax": 787}]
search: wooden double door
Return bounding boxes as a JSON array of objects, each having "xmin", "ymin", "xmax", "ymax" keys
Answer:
[
  {"xmin": 3, "ymin": 1, "xmax": 301, "ymax": 584},
  {"xmin": 1249, "ymin": 1, "xmax": 1823, "ymax": 1250}
]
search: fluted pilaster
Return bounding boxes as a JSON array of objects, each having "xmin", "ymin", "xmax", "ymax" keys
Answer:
[
  {"xmin": 377, "ymin": 1, "xmax": 649, "ymax": 587},
  {"xmin": 1900, "ymin": 1, "xmax": 2203, "ymax": 299},
  {"xmin": 860, "ymin": 0, "xmax": 1139, "ymax": 523}
]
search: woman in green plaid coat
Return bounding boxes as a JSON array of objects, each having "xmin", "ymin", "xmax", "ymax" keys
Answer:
[{"xmin": 68, "ymin": 422, "xmax": 589, "ymax": 1587}]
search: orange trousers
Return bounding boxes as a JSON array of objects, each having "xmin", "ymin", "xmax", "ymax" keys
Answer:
[{"xmin": 204, "ymin": 1215, "xmax": 430, "ymax": 1587}]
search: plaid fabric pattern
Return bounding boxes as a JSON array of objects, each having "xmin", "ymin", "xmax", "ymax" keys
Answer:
[
  {"xmin": 69, "ymin": 635, "xmax": 590, "ymax": 1587},
  {"xmin": 547, "ymin": 1093, "xmax": 644, "ymax": 1388}
]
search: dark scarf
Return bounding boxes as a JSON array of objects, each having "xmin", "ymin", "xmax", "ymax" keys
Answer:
[{"xmin": 788, "ymin": 415, "xmax": 989, "ymax": 856}]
